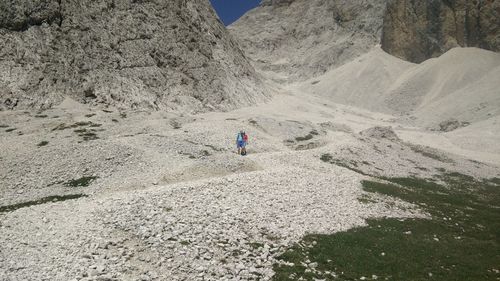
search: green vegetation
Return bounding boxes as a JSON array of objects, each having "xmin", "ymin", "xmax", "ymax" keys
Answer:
[
  {"xmin": 273, "ymin": 174, "xmax": 500, "ymax": 281},
  {"xmin": 490, "ymin": 178, "xmax": 500, "ymax": 185},
  {"xmin": 295, "ymin": 134, "xmax": 314, "ymax": 142},
  {"xmin": 320, "ymin": 154, "xmax": 369, "ymax": 176},
  {"xmin": 52, "ymin": 121, "xmax": 100, "ymax": 131},
  {"xmin": 65, "ymin": 176, "xmax": 98, "ymax": 187},
  {"xmin": 37, "ymin": 141, "xmax": 49, "ymax": 147},
  {"xmin": 410, "ymin": 145, "xmax": 453, "ymax": 163},
  {"xmin": 74, "ymin": 128, "xmax": 99, "ymax": 141},
  {"xmin": 52, "ymin": 121, "xmax": 103, "ymax": 141},
  {"xmin": 248, "ymin": 242, "xmax": 264, "ymax": 250},
  {"xmin": 0, "ymin": 194, "xmax": 87, "ymax": 213}
]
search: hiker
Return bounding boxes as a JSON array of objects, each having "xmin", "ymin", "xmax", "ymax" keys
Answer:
[{"xmin": 236, "ymin": 130, "xmax": 248, "ymax": 155}]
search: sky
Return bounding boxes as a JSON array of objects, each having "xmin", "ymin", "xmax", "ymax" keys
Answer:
[{"xmin": 209, "ymin": 0, "xmax": 261, "ymax": 26}]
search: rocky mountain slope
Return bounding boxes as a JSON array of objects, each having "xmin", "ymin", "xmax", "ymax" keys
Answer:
[
  {"xmin": 0, "ymin": 0, "xmax": 268, "ymax": 111},
  {"xmin": 229, "ymin": 0, "xmax": 388, "ymax": 82},
  {"xmin": 382, "ymin": 0, "xmax": 500, "ymax": 63},
  {"xmin": 297, "ymin": 47, "xmax": 500, "ymax": 128}
]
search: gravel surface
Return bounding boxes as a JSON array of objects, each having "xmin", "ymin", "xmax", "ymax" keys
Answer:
[{"xmin": 1, "ymin": 95, "xmax": 499, "ymax": 280}]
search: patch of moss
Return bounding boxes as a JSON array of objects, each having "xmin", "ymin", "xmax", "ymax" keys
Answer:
[
  {"xmin": 320, "ymin": 154, "xmax": 368, "ymax": 176},
  {"xmin": 273, "ymin": 174, "xmax": 500, "ymax": 281},
  {"xmin": 52, "ymin": 121, "xmax": 99, "ymax": 131},
  {"xmin": 295, "ymin": 134, "xmax": 314, "ymax": 142},
  {"xmin": 410, "ymin": 145, "xmax": 453, "ymax": 163},
  {"xmin": 37, "ymin": 141, "xmax": 49, "ymax": 147},
  {"xmin": 248, "ymin": 242, "xmax": 264, "ymax": 250},
  {"xmin": 357, "ymin": 194, "xmax": 377, "ymax": 204},
  {"xmin": 0, "ymin": 194, "xmax": 87, "ymax": 213},
  {"xmin": 80, "ymin": 132, "xmax": 99, "ymax": 141},
  {"xmin": 65, "ymin": 176, "xmax": 98, "ymax": 187}
]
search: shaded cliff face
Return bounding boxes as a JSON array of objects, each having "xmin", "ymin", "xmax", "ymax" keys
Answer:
[
  {"xmin": 0, "ymin": 0, "xmax": 268, "ymax": 111},
  {"xmin": 229, "ymin": 0, "xmax": 388, "ymax": 82},
  {"xmin": 382, "ymin": 0, "xmax": 500, "ymax": 63}
]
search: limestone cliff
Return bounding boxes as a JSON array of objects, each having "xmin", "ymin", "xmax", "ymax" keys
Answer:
[
  {"xmin": 382, "ymin": 0, "xmax": 500, "ymax": 63},
  {"xmin": 229, "ymin": 0, "xmax": 388, "ymax": 82},
  {"xmin": 0, "ymin": 0, "xmax": 268, "ymax": 111}
]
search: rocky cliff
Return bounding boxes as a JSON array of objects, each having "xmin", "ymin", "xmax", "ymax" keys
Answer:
[
  {"xmin": 382, "ymin": 0, "xmax": 500, "ymax": 63},
  {"xmin": 0, "ymin": 0, "xmax": 268, "ymax": 111},
  {"xmin": 229, "ymin": 0, "xmax": 388, "ymax": 82}
]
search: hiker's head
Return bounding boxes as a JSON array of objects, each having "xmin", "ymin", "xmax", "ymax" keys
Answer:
[{"xmin": 240, "ymin": 130, "xmax": 244, "ymax": 134}]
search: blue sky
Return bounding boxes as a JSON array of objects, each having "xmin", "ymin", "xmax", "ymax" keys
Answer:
[{"xmin": 209, "ymin": 0, "xmax": 261, "ymax": 26}]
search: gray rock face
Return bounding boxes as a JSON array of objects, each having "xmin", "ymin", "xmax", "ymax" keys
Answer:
[
  {"xmin": 229, "ymin": 0, "xmax": 388, "ymax": 82},
  {"xmin": 382, "ymin": 0, "xmax": 500, "ymax": 63},
  {"xmin": 0, "ymin": 0, "xmax": 268, "ymax": 111}
]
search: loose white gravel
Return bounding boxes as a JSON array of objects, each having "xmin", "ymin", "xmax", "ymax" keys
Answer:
[{"xmin": 1, "ymin": 98, "xmax": 498, "ymax": 281}]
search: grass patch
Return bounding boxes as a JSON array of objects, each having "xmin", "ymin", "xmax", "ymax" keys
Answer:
[
  {"xmin": 490, "ymin": 178, "xmax": 500, "ymax": 185},
  {"xmin": 0, "ymin": 194, "xmax": 87, "ymax": 213},
  {"xmin": 65, "ymin": 176, "xmax": 98, "ymax": 187},
  {"xmin": 295, "ymin": 134, "xmax": 314, "ymax": 142},
  {"xmin": 78, "ymin": 131, "xmax": 99, "ymax": 141},
  {"xmin": 273, "ymin": 174, "xmax": 500, "ymax": 280},
  {"xmin": 320, "ymin": 154, "xmax": 369, "ymax": 176},
  {"xmin": 357, "ymin": 194, "xmax": 378, "ymax": 204},
  {"xmin": 248, "ymin": 242, "xmax": 264, "ymax": 250},
  {"xmin": 37, "ymin": 141, "xmax": 49, "ymax": 147},
  {"xmin": 5, "ymin": 128, "xmax": 16, "ymax": 132},
  {"xmin": 72, "ymin": 127, "xmax": 100, "ymax": 141},
  {"xmin": 52, "ymin": 121, "xmax": 100, "ymax": 131},
  {"xmin": 410, "ymin": 145, "xmax": 453, "ymax": 163}
]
